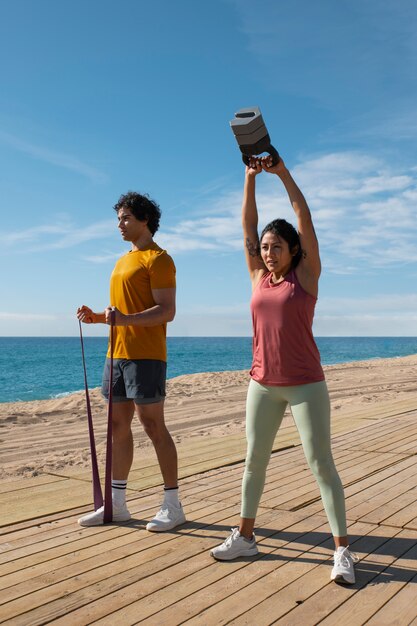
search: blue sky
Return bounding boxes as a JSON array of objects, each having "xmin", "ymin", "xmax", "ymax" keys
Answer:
[{"xmin": 1, "ymin": 0, "xmax": 416, "ymax": 337}]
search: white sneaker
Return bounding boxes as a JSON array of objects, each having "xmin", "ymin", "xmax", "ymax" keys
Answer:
[
  {"xmin": 77, "ymin": 504, "xmax": 131, "ymax": 527},
  {"xmin": 146, "ymin": 502, "xmax": 186, "ymax": 532},
  {"xmin": 330, "ymin": 546, "xmax": 359, "ymax": 584},
  {"xmin": 210, "ymin": 528, "xmax": 258, "ymax": 561}
]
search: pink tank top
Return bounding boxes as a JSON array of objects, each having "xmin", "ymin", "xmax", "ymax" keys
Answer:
[{"xmin": 250, "ymin": 269, "xmax": 324, "ymax": 386}]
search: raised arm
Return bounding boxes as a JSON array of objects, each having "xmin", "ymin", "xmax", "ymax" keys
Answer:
[
  {"xmin": 242, "ymin": 160, "xmax": 267, "ymax": 288},
  {"xmin": 262, "ymin": 157, "xmax": 321, "ymax": 290}
]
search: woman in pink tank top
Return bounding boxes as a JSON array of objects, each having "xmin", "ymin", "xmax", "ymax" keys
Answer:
[{"xmin": 210, "ymin": 154, "xmax": 358, "ymax": 584}]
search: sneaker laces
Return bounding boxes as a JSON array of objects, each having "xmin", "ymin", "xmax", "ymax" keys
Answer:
[
  {"xmin": 156, "ymin": 501, "xmax": 180, "ymax": 517},
  {"xmin": 224, "ymin": 527, "xmax": 240, "ymax": 547},
  {"xmin": 334, "ymin": 547, "xmax": 359, "ymax": 567},
  {"xmin": 150, "ymin": 503, "xmax": 167, "ymax": 519}
]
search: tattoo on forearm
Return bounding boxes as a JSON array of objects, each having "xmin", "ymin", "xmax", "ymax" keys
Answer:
[
  {"xmin": 246, "ymin": 237, "xmax": 260, "ymax": 257},
  {"xmin": 302, "ymin": 249, "xmax": 307, "ymax": 259}
]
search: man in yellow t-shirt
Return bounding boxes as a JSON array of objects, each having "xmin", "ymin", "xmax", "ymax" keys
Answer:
[{"xmin": 76, "ymin": 191, "xmax": 185, "ymax": 531}]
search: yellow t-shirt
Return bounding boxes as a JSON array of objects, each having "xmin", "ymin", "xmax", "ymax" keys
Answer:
[{"xmin": 107, "ymin": 243, "xmax": 176, "ymax": 361}]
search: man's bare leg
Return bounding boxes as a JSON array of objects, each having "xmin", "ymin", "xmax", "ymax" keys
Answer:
[
  {"xmin": 112, "ymin": 400, "xmax": 135, "ymax": 479},
  {"xmin": 137, "ymin": 400, "xmax": 185, "ymax": 531},
  {"xmin": 135, "ymin": 400, "xmax": 178, "ymax": 487}
]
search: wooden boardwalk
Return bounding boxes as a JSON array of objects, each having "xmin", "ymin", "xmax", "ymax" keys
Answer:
[{"xmin": 1, "ymin": 398, "xmax": 416, "ymax": 625}]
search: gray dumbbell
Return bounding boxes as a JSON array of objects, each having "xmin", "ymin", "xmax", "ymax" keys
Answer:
[{"xmin": 229, "ymin": 106, "xmax": 279, "ymax": 166}]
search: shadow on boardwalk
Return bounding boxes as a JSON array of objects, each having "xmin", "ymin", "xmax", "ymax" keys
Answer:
[{"xmin": 0, "ymin": 404, "xmax": 416, "ymax": 625}]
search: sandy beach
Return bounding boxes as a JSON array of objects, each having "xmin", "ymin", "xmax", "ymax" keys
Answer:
[{"xmin": 1, "ymin": 354, "xmax": 416, "ymax": 481}]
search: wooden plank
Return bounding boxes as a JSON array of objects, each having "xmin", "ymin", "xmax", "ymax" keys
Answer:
[
  {"xmin": 58, "ymin": 512, "xmax": 335, "ymax": 626},
  {"xmin": 360, "ymin": 487, "xmax": 417, "ymax": 526},
  {"xmin": 59, "ymin": 433, "xmax": 250, "ymax": 481},
  {"xmin": 0, "ymin": 498, "xmax": 227, "ymax": 606},
  {"xmin": 338, "ymin": 403, "xmax": 416, "ymax": 421},
  {"xmin": 387, "ymin": 439, "xmax": 417, "ymax": 455},
  {"xmin": 0, "ymin": 519, "xmax": 72, "ymax": 549},
  {"xmin": 40, "ymin": 400, "xmax": 412, "ymax": 486},
  {"xmin": 263, "ymin": 524, "xmax": 404, "ymax": 626},
  {"xmin": 0, "ymin": 493, "xmax": 149, "ymax": 565},
  {"xmin": 366, "ymin": 571, "xmax": 417, "ymax": 625},
  {"xmin": 264, "ymin": 450, "xmax": 403, "ymax": 512},
  {"xmin": 351, "ymin": 425, "xmax": 417, "ymax": 454},
  {"xmin": 0, "ymin": 517, "xmax": 92, "ymax": 555},
  {"xmin": 374, "ymin": 431, "xmax": 417, "ymax": 454},
  {"xmin": 183, "ymin": 430, "xmax": 413, "ymax": 526},
  {"xmin": 12, "ymin": 423, "xmax": 389, "ymax": 508},
  {"xmin": 0, "ymin": 484, "xmax": 231, "ymax": 590},
  {"xmin": 316, "ymin": 529, "xmax": 417, "ymax": 626},
  {"xmin": 0, "ymin": 528, "xmax": 140, "ymax": 605},
  {"xmin": 1, "ymin": 392, "xmax": 416, "ymax": 626},
  {"xmin": 2, "ymin": 405, "xmax": 412, "ymax": 527},
  {"xmin": 332, "ymin": 413, "xmax": 414, "ymax": 439},
  {"xmin": 0, "ymin": 490, "xmax": 209, "ymax": 574},
  {"xmin": 0, "ymin": 496, "xmax": 216, "ymax": 593},
  {"xmin": 0, "ymin": 479, "xmax": 91, "ymax": 527},
  {"xmin": 332, "ymin": 417, "xmax": 415, "ymax": 451},
  {"xmin": 0, "ymin": 506, "xmax": 87, "ymax": 537},
  {"xmin": 404, "ymin": 515, "xmax": 417, "ymax": 531},
  {"xmin": 347, "ymin": 471, "xmax": 417, "ymax": 522},
  {"xmin": 0, "ymin": 475, "xmax": 67, "ymax": 495},
  {"xmin": 133, "ymin": 521, "xmax": 377, "ymax": 626},
  {"xmin": 0, "ymin": 482, "xmax": 181, "ymax": 554},
  {"xmin": 0, "ymin": 506, "xmax": 282, "ymax": 625},
  {"xmin": 0, "ymin": 479, "xmax": 97, "ymax": 527},
  {"xmin": 190, "ymin": 446, "xmax": 354, "ymax": 512},
  {"xmin": 46, "ymin": 427, "xmax": 294, "ymax": 486},
  {"xmin": 0, "ymin": 523, "xmax": 134, "ymax": 575},
  {"xmin": 0, "ymin": 477, "xmax": 200, "ymax": 549},
  {"xmin": 268, "ymin": 454, "xmax": 416, "ymax": 514},
  {"xmin": 172, "ymin": 445, "xmax": 358, "ymax": 511},
  {"xmin": 339, "ymin": 454, "xmax": 415, "ymax": 500},
  {"xmin": 0, "ymin": 434, "xmax": 245, "ymax": 525},
  {"xmin": 334, "ymin": 398, "xmax": 416, "ymax": 419},
  {"xmin": 28, "ymin": 507, "xmax": 255, "ymax": 624},
  {"xmin": 298, "ymin": 458, "xmax": 417, "ymax": 521}
]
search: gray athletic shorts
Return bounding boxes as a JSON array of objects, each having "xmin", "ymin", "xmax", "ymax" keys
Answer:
[{"xmin": 101, "ymin": 358, "xmax": 167, "ymax": 405}]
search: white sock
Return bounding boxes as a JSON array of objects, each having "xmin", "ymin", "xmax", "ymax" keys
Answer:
[
  {"xmin": 112, "ymin": 479, "xmax": 127, "ymax": 508},
  {"xmin": 164, "ymin": 487, "xmax": 180, "ymax": 506}
]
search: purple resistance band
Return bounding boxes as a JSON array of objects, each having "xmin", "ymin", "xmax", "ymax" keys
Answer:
[{"xmin": 79, "ymin": 310, "xmax": 115, "ymax": 522}]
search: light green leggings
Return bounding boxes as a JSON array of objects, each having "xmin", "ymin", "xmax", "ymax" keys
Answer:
[{"xmin": 242, "ymin": 378, "xmax": 347, "ymax": 537}]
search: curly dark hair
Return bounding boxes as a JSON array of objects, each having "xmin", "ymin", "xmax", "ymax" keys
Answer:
[
  {"xmin": 260, "ymin": 219, "xmax": 302, "ymax": 268},
  {"xmin": 113, "ymin": 191, "xmax": 161, "ymax": 235}
]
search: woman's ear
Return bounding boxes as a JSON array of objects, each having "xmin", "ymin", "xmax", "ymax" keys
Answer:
[{"xmin": 291, "ymin": 244, "xmax": 300, "ymax": 257}]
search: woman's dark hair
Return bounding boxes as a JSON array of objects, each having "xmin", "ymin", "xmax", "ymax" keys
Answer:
[
  {"xmin": 260, "ymin": 219, "xmax": 302, "ymax": 268},
  {"xmin": 113, "ymin": 191, "xmax": 161, "ymax": 235}
]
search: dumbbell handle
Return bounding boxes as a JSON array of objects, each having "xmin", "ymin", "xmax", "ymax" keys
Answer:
[{"xmin": 242, "ymin": 145, "xmax": 280, "ymax": 167}]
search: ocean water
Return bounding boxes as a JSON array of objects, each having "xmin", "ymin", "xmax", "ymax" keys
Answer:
[{"xmin": 0, "ymin": 336, "xmax": 416, "ymax": 404}]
